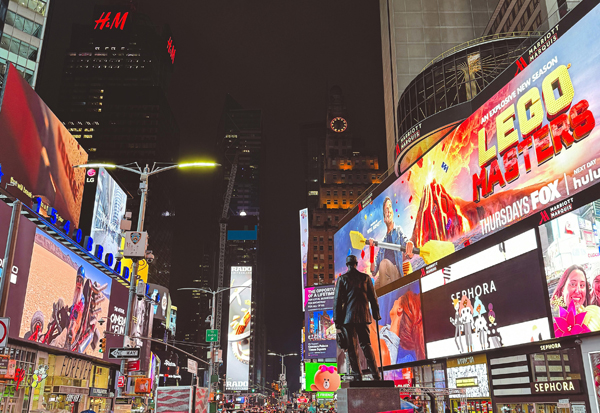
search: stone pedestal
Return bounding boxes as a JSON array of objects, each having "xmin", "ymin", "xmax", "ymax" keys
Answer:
[{"xmin": 337, "ymin": 385, "xmax": 401, "ymax": 413}]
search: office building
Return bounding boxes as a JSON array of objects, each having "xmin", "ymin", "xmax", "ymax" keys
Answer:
[
  {"xmin": 218, "ymin": 95, "xmax": 266, "ymax": 389},
  {"xmin": 0, "ymin": 0, "xmax": 49, "ymax": 89},
  {"xmin": 57, "ymin": 4, "xmax": 179, "ymax": 288},
  {"xmin": 303, "ymin": 86, "xmax": 382, "ymax": 287}
]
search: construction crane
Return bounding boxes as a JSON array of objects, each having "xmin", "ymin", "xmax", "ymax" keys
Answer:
[{"xmin": 209, "ymin": 152, "xmax": 237, "ymax": 393}]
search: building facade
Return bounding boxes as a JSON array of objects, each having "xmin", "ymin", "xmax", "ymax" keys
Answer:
[
  {"xmin": 379, "ymin": 0, "xmax": 498, "ymax": 167},
  {"xmin": 218, "ymin": 95, "xmax": 266, "ymax": 390},
  {"xmin": 57, "ymin": 5, "xmax": 179, "ymax": 288},
  {"xmin": 303, "ymin": 86, "xmax": 383, "ymax": 287},
  {"xmin": 0, "ymin": 0, "xmax": 49, "ymax": 89}
]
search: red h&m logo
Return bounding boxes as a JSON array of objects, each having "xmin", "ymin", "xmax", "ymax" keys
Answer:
[
  {"xmin": 94, "ymin": 12, "xmax": 128, "ymax": 30},
  {"xmin": 539, "ymin": 210, "xmax": 550, "ymax": 225},
  {"xmin": 167, "ymin": 37, "xmax": 176, "ymax": 64},
  {"xmin": 514, "ymin": 57, "xmax": 528, "ymax": 77}
]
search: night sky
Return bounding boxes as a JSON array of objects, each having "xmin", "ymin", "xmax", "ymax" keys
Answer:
[{"xmin": 36, "ymin": 0, "xmax": 387, "ymax": 392}]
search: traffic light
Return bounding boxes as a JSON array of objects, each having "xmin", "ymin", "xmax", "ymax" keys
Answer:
[
  {"xmin": 99, "ymin": 338, "xmax": 106, "ymax": 353},
  {"xmin": 251, "ymin": 389, "xmax": 255, "ymax": 393}
]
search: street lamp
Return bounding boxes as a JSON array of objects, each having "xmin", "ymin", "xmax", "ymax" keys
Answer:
[
  {"xmin": 75, "ymin": 161, "xmax": 218, "ymax": 394},
  {"xmin": 267, "ymin": 352, "xmax": 297, "ymax": 384},
  {"xmin": 179, "ymin": 285, "xmax": 250, "ymax": 393}
]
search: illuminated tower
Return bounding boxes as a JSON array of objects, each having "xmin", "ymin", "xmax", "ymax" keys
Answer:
[
  {"xmin": 303, "ymin": 86, "xmax": 382, "ymax": 286},
  {"xmin": 57, "ymin": 5, "xmax": 179, "ymax": 288}
]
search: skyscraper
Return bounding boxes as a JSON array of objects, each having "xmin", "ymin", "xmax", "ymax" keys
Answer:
[
  {"xmin": 218, "ymin": 95, "xmax": 266, "ymax": 389},
  {"xmin": 0, "ymin": 0, "xmax": 49, "ymax": 89},
  {"xmin": 303, "ymin": 86, "xmax": 383, "ymax": 287},
  {"xmin": 57, "ymin": 4, "xmax": 179, "ymax": 288}
]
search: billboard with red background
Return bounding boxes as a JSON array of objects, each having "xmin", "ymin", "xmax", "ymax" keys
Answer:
[
  {"xmin": 0, "ymin": 64, "xmax": 88, "ymax": 228},
  {"xmin": 335, "ymin": 1, "xmax": 600, "ymax": 289}
]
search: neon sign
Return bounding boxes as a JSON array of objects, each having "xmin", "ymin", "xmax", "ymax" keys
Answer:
[
  {"xmin": 94, "ymin": 12, "xmax": 128, "ymax": 30},
  {"xmin": 167, "ymin": 37, "xmax": 176, "ymax": 64}
]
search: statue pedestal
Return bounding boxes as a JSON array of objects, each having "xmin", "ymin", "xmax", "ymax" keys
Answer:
[{"xmin": 337, "ymin": 382, "xmax": 400, "ymax": 413}]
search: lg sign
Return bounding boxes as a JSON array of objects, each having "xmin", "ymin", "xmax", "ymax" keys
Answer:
[{"xmin": 94, "ymin": 12, "xmax": 128, "ymax": 30}]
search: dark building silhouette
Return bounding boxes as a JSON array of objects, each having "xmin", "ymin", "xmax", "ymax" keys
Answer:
[{"xmin": 57, "ymin": 4, "xmax": 179, "ymax": 288}]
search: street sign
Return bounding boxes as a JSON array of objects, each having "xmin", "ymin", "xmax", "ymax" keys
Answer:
[
  {"xmin": 109, "ymin": 347, "xmax": 140, "ymax": 359},
  {"xmin": 206, "ymin": 329, "xmax": 218, "ymax": 342},
  {"xmin": 117, "ymin": 376, "xmax": 126, "ymax": 387},
  {"xmin": 0, "ymin": 318, "xmax": 9, "ymax": 348},
  {"xmin": 124, "ymin": 231, "xmax": 148, "ymax": 258},
  {"xmin": 187, "ymin": 358, "xmax": 198, "ymax": 374}
]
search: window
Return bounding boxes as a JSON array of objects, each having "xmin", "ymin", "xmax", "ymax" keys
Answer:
[
  {"xmin": 5, "ymin": 11, "xmax": 43, "ymax": 37},
  {"xmin": 328, "ymin": 264, "xmax": 333, "ymax": 269},
  {"xmin": 326, "ymin": 200, "xmax": 331, "ymax": 205},
  {"xmin": 326, "ymin": 191, "xmax": 330, "ymax": 196},
  {"xmin": 319, "ymin": 236, "xmax": 323, "ymax": 242},
  {"xmin": 334, "ymin": 200, "xmax": 338, "ymax": 205},
  {"xmin": 328, "ymin": 246, "xmax": 332, "ymax": 251},
  {"xmin": 313, "ymin": 236, "xmax": 317, "ymax": 242},
  {"xmin": 328, "ymin": 255, "xmax": 333, "ymax": 260},
  {"xmin": 320, "ymin": 254, "xmax": 324, "ymax": 260},
  {"xmin": 342, "ymin": 191, "xmax": 346, "ymax": 196},
  {"xmin": 313, "ymin": 254, "xmax": 318, "ymax": 261},
  {"xmin": 319, "ymin": 246, "xmax": 323, "ymax": 251},
  {"xmin": 342, "ymin": 199, "xmax": 346, "ymax": 204},
  {"xmin": 313, "ymin": 245, "xmax": 317, "ymax": 251}
]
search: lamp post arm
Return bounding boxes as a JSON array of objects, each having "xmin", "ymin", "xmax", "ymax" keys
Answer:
[{"xmin": 148, "ymin": 164, "xmax": 179, "ymax": 176}]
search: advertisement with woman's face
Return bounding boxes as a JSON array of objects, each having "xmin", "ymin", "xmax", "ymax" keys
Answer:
[
  {"xmin": 539, "ymin": 199, "xmax": 600, "ymax": 336},
  {"xmin": 370, "ymin": 280, "xmax": 425, "ymax": 367}
]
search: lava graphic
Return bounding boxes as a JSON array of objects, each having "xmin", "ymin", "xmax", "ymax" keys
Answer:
[{"xmin": 412, "ymin": 179, "xmax": 472, "ymax": 246}]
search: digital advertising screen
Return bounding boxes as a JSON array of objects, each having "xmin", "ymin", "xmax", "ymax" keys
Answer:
[
  {"xmin": 446, "ymin": 355, "xmax": 490, "ymax": 398},
  {"xmin": 373, "ymin": 280, "xmax": 425, "ymax": 367},
  {"xmin": 304, "ymin": 285, "xmax": 336, "ymax": 359},
  {"xmin": 300, "ymin": 208, "xmax": 309, "ymax": 308},
  {"xmin": 335, "ymin": 2, "xmax": 600, "ymax": 290},
  {"xmin": 0, "ymin": 64, "xmax": 88, "ymax": 227},
  {"xmin": 539, "ymin": 198, "xmax": 600, "ymax": 336},
  {"xmin": 148, "ymin": 283, "xmax": 170, "ymax": 322},
  {"xmin": 88, "ymin": 167, "xmax": 128, "ymax": 258},
  {"xmin": 422, "ymin": 230, "xmax": 551, "ymax": 358},
  {"xmin": 225, "ymin": 266, "xmax": 253, "ymax": 391},
  {"xmin": 19, "ymin": 228, "xmax": 112, "ymax": 359},
  {"xmin": 304, "ymin": 362, "xmax": 340, "ymax": 392}
]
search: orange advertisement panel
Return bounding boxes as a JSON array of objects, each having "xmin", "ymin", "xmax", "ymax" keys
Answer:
[{"xmin": 134, "ymin": 378, "xmax": 151, "ymax": 394}]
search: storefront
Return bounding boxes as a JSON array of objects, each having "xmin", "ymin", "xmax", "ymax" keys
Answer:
[
  {"xmin": 579, "ymin": 335, "xmax": 600, "ymax": 413},
  {"xmin": 38, "ymin": 354, "xmax": 93, "ymax": 413},
  {"xmin": 383, "ymin": 362, "xmax": 446, "ymax": 412},
  {"xmin": 488, "ymin": 339, "xmax": 590, "ymax": 413},
  {"xmin": 0, "ymin": 345, "xmax": 39, "ymax": 413},
  {"xmin": 446, "ymin": 354, "xmax": 492, "ymax": 413},
  {"xmin": 88, "ymin": 365, "xmax": 113, "ymax": 413}
]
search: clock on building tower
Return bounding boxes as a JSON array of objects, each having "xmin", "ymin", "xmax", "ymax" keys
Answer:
[{"xmin": 330, "ymin": 117, "xmax": 347, "ymax": 133}]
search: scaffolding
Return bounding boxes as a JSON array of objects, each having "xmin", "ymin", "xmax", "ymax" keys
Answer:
[{"xmin": 398, "ymin": 387, "xmax": 467, "ymax": 413}]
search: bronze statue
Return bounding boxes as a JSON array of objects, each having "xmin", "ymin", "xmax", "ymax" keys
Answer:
[{"xmin": 333, "ymin": 255, "xmax": 381, "ymax": 381}]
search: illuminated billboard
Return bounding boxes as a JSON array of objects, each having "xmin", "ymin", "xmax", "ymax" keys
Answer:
[
  {"xmin": 0, "ymin": 64, "xmax": 88, "ymax": 228},
  {"xmin": 79, "ymin": 167, "xmax": 128, "ymax": 259},
  {"xmin": 19, "ymin": 228, "xmax": 112, "ymax": 359},
  {"xmin": 304, "ymin": 285, "xmax": 336, "ymax": 358},
  {"xmin": 538, "ymin": 198, "xmax": 600, "ymax": 336},
  {"xmin": 300, "ymin": 208, "xmax": 308, "ymax": 308},
  {"xmin": 421, "ymin": 230, "xmax": 551, "ymax": 358},
  {"xmin": 304, "ymin": 362, "xmax": 340, "ymax": 392},
  {"xmin": 373, "ymin": 280, "xmax": 425, "ymax": 367},
  {"xmin": 225, "ymin": 266, "xmax": 252, "ymax": 391},
  {"xmin": 335, "ymin": 3, "xmax": 600, "ymax": 289}
]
